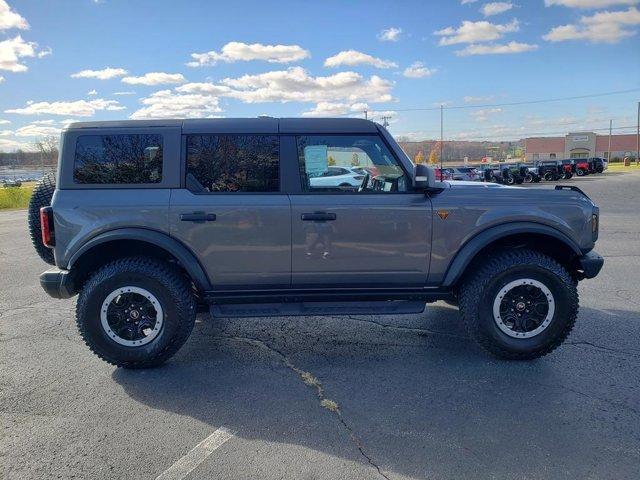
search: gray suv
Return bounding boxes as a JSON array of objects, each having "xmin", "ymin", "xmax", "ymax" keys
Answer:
[{"xmin": 31, "ymin": 118, "xmax": 603, "ymax": 368}]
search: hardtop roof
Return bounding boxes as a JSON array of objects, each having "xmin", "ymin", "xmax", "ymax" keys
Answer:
[{"xmin": 65, "ymin": 117, "xmax": 380, "ymax": 134}]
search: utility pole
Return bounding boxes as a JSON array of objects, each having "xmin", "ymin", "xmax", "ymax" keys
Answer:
[
  {"xmin": 440, "ymin": 104, "xmax": 444, "ymax": 172},
  {"xmin": 636, "ymin": 101, "xmax": 639, "ymax": 166},
  {"xmin": 364, "ymin": 109, "xmax": 368, "ymax": 120},
  {"xmin": 381, "ymin": 116, "xmax": 390, "ymax": 128},
  {"xmin": 608, "ymin": 119, "xmax": 612, "ymax": 163}
]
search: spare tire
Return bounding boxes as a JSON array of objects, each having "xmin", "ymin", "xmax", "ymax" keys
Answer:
[{"xmin": 28, "ymin": 173, "xmax": 56, "ymax": 265}]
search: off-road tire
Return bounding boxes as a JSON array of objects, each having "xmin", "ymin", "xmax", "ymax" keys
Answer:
[
  {"xmin": 27, "ymin": 173, "xmax": 56, "ymax": 265},
  {"xmin": 76, "ymin": 257, "xmax": 196, "ymax": 368},
  {"xmin": 458, "ymin": 249, "xmax": 578, "ymax": 360},
  {"xmin": 524, "ymin": 173, "xmax": 533, "ymax": 183},
  {"xmin": 576, "ymin": 168, "xmax": 586, "ymax": 176},
  {"xmin": 543, "ymin": 172, "xmax": 555, "ymax": 181}
]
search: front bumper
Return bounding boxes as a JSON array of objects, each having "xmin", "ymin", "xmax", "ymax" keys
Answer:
[
  {"xmin": 40, "ymin": 268, "xmax": 75, "ymax": 299},
  {"xmin": 577, "ymin": 250, "xmax": 604, "ymax": 279}
]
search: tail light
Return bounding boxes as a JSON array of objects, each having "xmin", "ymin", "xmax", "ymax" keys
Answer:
[{"xmin": 40, "ymin": 206, "xmax": 55, "ymax": 248}]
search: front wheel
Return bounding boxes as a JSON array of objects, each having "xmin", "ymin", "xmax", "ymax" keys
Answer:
[
  {"xmin": 458, "ymin": 249, "xmax": 578, "ymax": 360},
  {"xmin": 576, "ymin": 168, "xmax": 586, "ymax": 176},
  {"xmin": 76, "ymin": 257, "xmax": 196, "ymax": 368}
]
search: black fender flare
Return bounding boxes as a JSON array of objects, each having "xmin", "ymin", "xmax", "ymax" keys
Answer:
[
  {"xmin": 68, "ymin": 228, "xmax": 212, "ymax": 291},
  {"xmin": 442, "ymin": 222, "xmax": 582, "ymax": 287}
]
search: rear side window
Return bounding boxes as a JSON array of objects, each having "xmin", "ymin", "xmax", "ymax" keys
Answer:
[
  {"xmin": 74, "ymin": 134, "xmax": 163, "ymax": 184},
  {"xmin": 186, "ymin": 135, "xmax": 279, "ymax": 193}
]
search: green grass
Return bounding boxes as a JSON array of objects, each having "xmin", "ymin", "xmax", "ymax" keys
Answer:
[
  {"xmin": 607, "ymin": 163, "xmax": 639, "ymax": 173},
  {"xmin": 0, "ymin": 184, "xmax": 34, "ymax": 210}
]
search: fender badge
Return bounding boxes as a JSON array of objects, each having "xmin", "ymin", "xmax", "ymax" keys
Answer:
[{"xmin": 437, "ymin": 210, "xmax": 450, "ymax": 220}]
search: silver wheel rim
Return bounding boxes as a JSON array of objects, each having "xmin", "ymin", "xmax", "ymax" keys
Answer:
[
  {"xmin": 492, "ymin": 278, "xmax": 555, "ymax": 339},
  {"xmin": 100, "ymin": 286, "xmax": 163, "ymax": 347}
]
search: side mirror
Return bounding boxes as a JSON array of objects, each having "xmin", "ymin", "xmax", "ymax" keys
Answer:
[{"xmin": 413, "ymin": 164, "xmax": 435, "ymax": 190}]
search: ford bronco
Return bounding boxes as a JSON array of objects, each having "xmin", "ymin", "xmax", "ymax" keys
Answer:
[{"xmin": 30, "ymin": 118, "xmax": 603, "ymax": 367}]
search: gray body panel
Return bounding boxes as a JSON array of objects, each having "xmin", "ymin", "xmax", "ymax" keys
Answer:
[
  {"xmin": 169, "ymin": 190, "xmax": 291, "ymax": 288},
  {"xmin": 49, "ymin": 118, "xmax": 600, "ymax": 299},
  {"xmin": 290, "ymin": 194, "xmax": 432, "ymax": 286}
]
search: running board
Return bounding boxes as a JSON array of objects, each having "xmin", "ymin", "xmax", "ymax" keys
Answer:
[{"xmin": 210, "ymin": 300, "xmax": 426, "ymax": 318}]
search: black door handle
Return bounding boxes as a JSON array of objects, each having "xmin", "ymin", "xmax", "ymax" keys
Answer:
[
  {"xmin": 180, "ymin": 212, "xmax": 216, "ymax": 222},
  {"xmin": 301, "ymin": 212, "xmax": 336, "ymax": 222}
]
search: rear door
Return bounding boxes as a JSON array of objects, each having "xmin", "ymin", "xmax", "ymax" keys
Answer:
[
  {"xmin": 288, "ymin": 133, "xmax": 432, "ymax": 287},
  {"xmin": 170, "ymin": 126, "xmax": 291, "ymax": 289}
]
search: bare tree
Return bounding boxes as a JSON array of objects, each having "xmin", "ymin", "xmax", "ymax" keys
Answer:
[{"xmin": 33, "ymin": 136, "xmax": 60, "ymax": 166}]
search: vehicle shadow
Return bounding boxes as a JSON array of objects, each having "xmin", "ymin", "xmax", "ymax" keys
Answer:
[{"xmin": 113, "ymin": 304, "xmax": 640, "ymax": 479}]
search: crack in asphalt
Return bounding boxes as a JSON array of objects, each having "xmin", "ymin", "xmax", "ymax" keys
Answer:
[
  {"xmin": 212, "ymin": 334, "xmax": 392, "ymax": 480},
  {"xmin": 566, "ymin": 340, "xmax": 640, "ymax": 358},
  {"xmin": 342, "ymin": 315, "xmax": 467, "ymax": 340}
]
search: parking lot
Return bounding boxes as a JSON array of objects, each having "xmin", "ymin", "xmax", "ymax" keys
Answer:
[{"xmin": 1, "ymin": 170, "xmax": 639, "ymax": 479}]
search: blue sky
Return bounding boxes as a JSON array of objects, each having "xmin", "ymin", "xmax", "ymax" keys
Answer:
[{"xmin": 0, "ymin": 0, "xmax": 639, "ymax": 150}]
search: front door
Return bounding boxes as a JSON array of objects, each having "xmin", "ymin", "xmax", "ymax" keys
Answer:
[
  {"xmin": 170, "ymin": 133, "xmax": 290, "ymax": 289},
  {"xmin": 289, "ymin": 134, "xmax": 432, "ymax": 287}
]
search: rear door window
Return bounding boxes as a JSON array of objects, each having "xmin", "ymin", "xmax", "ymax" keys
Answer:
[
  {"xmin": 186, "ymin": 134, "xmax": 279, "ymax": 193},
  {"xmin": 74, "ymin": 134, "xmax": 163, "ymax": 184}
]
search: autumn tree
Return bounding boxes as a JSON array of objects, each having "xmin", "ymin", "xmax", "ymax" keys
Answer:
[
  {"xmin": 428, "ymin": 149, "xmax": 438, "ymax": 165},
  {"xmin": 414, "ymin": 151, "xmax": 425, "ymax": 164}
]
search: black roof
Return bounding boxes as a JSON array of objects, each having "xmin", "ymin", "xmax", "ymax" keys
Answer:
[{"xmin": 66, "ymin": 117, "xmax": 380, "ymax": 134}]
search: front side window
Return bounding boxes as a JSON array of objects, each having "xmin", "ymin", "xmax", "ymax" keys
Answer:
[
  {"xmin": 74, "ymin": 134, "xmax": 163, "ymax": 184},
  {"xmin": 296, "ymin": 135, "xmax": 408, "ymax": 193},
  {"xmin": 186, "ymin": 135, "xmax": 279, "ymax": 193}
]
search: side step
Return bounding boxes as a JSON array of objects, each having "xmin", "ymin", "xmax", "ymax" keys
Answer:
[{"xmin": 210, "ymin": 301, "xmax": 426, "ymax": 318}]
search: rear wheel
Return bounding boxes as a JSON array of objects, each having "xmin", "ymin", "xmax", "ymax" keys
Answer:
[
  {"xmin": 524, "ymin": 173, "xmax": 533, "ymax": 183},
  {"xmin": 543, "ymin": 172, "xmax": 555, "ymax": 181},
  {"xmin": 576, "ymin": 168, "xmax": 586, "ymax": 176},
  {"xmin": 458, "ymin": 249, "xmax": 578, "ymax": 360},
  {"xmin": 27, "ymin": 173, "xmax": 56, "ymax": 265},
  {"xmin": 76, "ymin": 257, "xmax": 196, "ymax": 368}
]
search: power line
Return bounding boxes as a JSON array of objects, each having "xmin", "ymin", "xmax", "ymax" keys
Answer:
[{"xmin": 339, "ymin": 88, "xmax": 640, "ymax": 116}]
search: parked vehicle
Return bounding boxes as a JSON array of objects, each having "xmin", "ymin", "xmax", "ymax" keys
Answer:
[
  {"xmin": 2, "ymin": 180, "xmax": 22, "ymax": 188},
  {"xmin": 434, "ymin": 168, "xmax": 453, "ymax": 181},
  {"xmin": 309, "ymin": 166, "xmax": 365, "ymax": 189},
  {"xmin": 500, "ymin": 164, "xmax": 525, "ymax": 185},
  {"xmin": 521, "ymin": 164, "xmax": 541, "ymax": 183},
  {"xmin": 574, "ymin": 159, "xmax": 590, "ymax": 176},
  {"xmin": 449, "ymin": 167, "xmax": 481, "ymax": 182},
  {"xmin": 560, "ymin": 160, "xmax": 574, "ymax": 180},
  {"xmin": 32, "ymin": 118, "xmax": 603, "ymax": 367},
  {"xmin": 537, "ymin": 161, "xmax": 562, "ymax": 181},
  {"xmin": 588, "ymin": 158, "xmax": 605, "ymax": 174}
]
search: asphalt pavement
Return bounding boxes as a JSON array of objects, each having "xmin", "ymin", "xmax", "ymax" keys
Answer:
[{"xmin": 1, "ymin": 170, "xmax": 639, "ymax": 479}]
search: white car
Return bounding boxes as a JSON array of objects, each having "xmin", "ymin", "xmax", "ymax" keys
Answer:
[{"xmin": 309, "ymin": 166, "xmax": 366, "ymax": 189}]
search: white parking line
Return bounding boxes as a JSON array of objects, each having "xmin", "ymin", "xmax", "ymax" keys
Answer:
[{"xmin": 155, "ymin": 427, "xmax": 235, "ymax": 480}]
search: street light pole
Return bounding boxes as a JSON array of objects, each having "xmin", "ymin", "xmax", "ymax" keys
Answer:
[
  {"xmin": 636, "ymin": 101, "xmax": 639, "ymax": 166},
  {"xmin": 608, "ymin": 119, "xmax": 612, "ymax": 163},
  {"xmin": 440, "ymin": 104, "xmax": 444, "ymax": 172}
]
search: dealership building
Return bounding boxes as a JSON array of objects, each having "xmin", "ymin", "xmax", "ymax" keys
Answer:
[{"xmin": 524, "ymin": 132, "xmax": 638, "ymax": 161}]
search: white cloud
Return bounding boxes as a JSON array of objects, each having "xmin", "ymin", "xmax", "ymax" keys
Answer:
[
  {"xmin": 545, "ymin": 0, "xmax": 638, "ymax": 8},
  {"xmin": 0, "ymin": 0, "xmax": 28, "ymax": 30},
  {"xmin": 187, "ymin": 41, "xmax": 309, "ymax": 67},
  {"xmin": 0, "ymin": 137, "xmax": 30, "ymax": 150},
  {"xmin": 481, "ymin": 2, "xmax": 514, "ymax": 16},
  {"xmin": 0, "ymin": 129, "xmax": 11, "ymax": 135},
  {"xmin": 37, "ymin": 46, "xmax": 52, "ymax": 58},
  {"xmin": 0, "ymin": 118, "xmax": 10, "ymax": 124},
  {"xmin": 0, "ymin": 74, "xmax": 3, "ymax": 82},
  {"xmin": 129, "ymin": 89, "xmax": 223, "ymax": 119},
  {"xmin": 113, "ymin": 91, "xmax": 136, "ymax": 95},
  {"xmin": 378, "ymin": 27, "xmax": 402, "ymax": 41},
  {"xmin": 403, "ymin": 61, "xmax": 436, "ymax": 78},
  {"xmin": 301, "ymin": 102, "xmax": 366, "ymax": 117},
  {"xmin": 0, "ymin": 35, "xmax": 36, "ymax": 72},
  {"xmin": 470, "ymin": 107, "xmax": 503, "ymax": 121},
  {"xmin": 464, "ymin": 95, "xmax": 495, "ymax": 102},
  {"xmin": 217, "ymin": 67, "xmax": 394, "ymax": 104},
  {"xmin": 543, "ymin": 6, "xmax": 640, "ymax": 42},
  {"xmin": 122, "ymin": 72, "xmax": 186, "ymax": 85},
  {"xmin": 87, "ymin": 89, "xmax": 97, "ymax": 96},
  {"xmin": 462, "ymin": 0, "xmax": 479, "ymax": 4},
  {"xmin": 5, "ymin": 98, "xmax": 125, "ymax": 116},
  {"xmin": 434, "ymin": 19, "xmax": 519, "ymax": 45},
  {"xmin": 324, "ymin": 50, "xmax": 398, "ymax": 69},
  {"xmin": 71, "ymin": 67, "xmax": 128, "ymax": 80},
  {"xmin": 456, "ymin": 41, "xmax": 539, "ymax": 55},
  {"xmin": 30, "ymin": 119, "xmax": 55, "ymax": 125},
  {"xmin": 14, "ymin": 123, "xmax": 61, "ymax": 137},
  {"xmin": 132, "ymin": 67, "xmax": 394, "ymax": 119}
]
